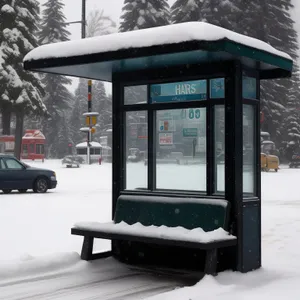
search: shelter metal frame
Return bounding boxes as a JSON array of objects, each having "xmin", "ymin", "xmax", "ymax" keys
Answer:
[{"xmin": 112, "ymin": 60, "xmax": 261, "ymax": 272}]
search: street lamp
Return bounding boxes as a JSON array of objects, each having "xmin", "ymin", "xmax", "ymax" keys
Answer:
[{"xmin": 63, "ymin": 0, "xmax": 86, "ymax": 39}]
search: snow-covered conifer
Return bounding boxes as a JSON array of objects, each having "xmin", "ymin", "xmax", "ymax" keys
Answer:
[
  {"xmin": 119, "ymin": 0, "xmax": 170, "ymax": 32},
  {"xmin": 38, "ymin": 0, "xmax": 73, "ymax": 158},
  {"xmin": 0, "ymin": 0, "xmax": 46, "ymax": 157}
]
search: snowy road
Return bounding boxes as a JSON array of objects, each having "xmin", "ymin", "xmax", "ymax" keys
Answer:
[
  {"xmin": 0, "ymin": 160, "xmax": 300, "ymax": 299},
  {"xmin": 0, "ymin": 254, "xmax": 188, "ymax": 300}
]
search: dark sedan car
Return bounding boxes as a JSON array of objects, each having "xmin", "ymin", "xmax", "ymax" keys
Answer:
[{"xmin": 0, "ymin": 154, "xmax": 57, "ymax": 194}]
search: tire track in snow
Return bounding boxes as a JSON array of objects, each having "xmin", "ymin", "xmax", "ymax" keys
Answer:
[{"xmin": 1, "ymin": 259, "xmax": 186, "ymax": 300}]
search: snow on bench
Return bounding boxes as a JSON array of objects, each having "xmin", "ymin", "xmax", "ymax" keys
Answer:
[{"xmin": 73, "ymin": 221, "xmax": 236, "ymax": 244}]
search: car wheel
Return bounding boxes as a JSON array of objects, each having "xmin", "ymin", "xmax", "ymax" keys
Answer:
[
  {"xmin": 18, "ymin": 189, "xmax": 27, "ymax": 193},
  {"xmin": 2, "ymin": 189, "xmax": 12, "ymax": 194},
  {"xmin": 33, "ymin": 177, "xmax": 48, "ymax": 193}
]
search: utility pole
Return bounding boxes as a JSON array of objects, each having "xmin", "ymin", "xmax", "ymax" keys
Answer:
[
  {"xmin": 63, "ymin": 0, "xmax": 86, "ymax": 37},
  {"xmin": 81, "ymin": 0, "xmax": 90, "ymax": 164},
  {"xmin": 65, "ymin": 1, "xmax": 95, "ymax": 164},
  {"xmin": 81, "ymin": 0, "xmax": 86, "ymax": 39},
  {"xmin": 87, "ymin": 80, "xmax": 92, "ymax": 165}
]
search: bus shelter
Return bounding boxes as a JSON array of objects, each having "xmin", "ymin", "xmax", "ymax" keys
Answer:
[{"xmin": 24, "ymin": 22, "xmax": 293, "ymax": 274}]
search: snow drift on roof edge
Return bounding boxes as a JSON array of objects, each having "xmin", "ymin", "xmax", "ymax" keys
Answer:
[{"xmin": 23, "ymin": 22, "xmax": 292, "ymax": 63}]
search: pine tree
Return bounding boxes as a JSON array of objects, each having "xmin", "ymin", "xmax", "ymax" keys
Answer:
[
  {"xmin": 69, "ymin": 96, "xmax": 82, "ymax": 145},
  {"xmin": 171, "ymin": 0, "xmax": 242, "ymax": 28},
  {"xmin": 171, "ymin": 0, "xmax": 300, "ymax": 148},
  {"xmin": 69, "ymin": 79, "xmax": 89, "ymax": 145},
  {"xmin": 280, "ymin": 69, "xmax": 300, "ymax": 153},
  {"xmin": 119, "ymin": 0, "xmax": 170, "ymax": 32},
  {"xmin": 93, "ymin": 81, "xmax": 109, "ymax": 129},
  {"xmin": 0, "ymin": 0, "xmax": 47, "ymax": 158},
  {"xmin": 56, "ymin": 112, "xmax": 71, "ymax": 158},
  {"xmin": 171, "ymin": 0, "xmax": 203, "ymax": 23},
  {"xmin": 242, "ymin": 0, "xmax": 300, "ymax": 146},
  {"xmin": 38, "ymin": 0, "xmax": 73, "ymax": 158}
]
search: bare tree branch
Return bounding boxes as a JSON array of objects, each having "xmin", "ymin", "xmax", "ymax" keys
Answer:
[{"xmin": 86, "ymin": 9, "xmax": 117, "ymax": 38}]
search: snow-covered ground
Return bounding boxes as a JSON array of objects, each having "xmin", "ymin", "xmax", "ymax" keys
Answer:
[{"xmin": 0, "ymin": 160, "xmax": 300, "ymax": 299}]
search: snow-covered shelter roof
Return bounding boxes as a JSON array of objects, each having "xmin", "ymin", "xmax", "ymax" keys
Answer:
[
  {"xmin": 76, "ymin": 142, "xmax": 102, "ymax": 148},
  {"xmin": 23, "ymin": 22, "xmax": 293, "ymax": 81}
]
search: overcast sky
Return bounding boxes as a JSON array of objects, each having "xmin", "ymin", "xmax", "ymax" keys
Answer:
[{"xmin": 38, "ymin": 0, "xmax": 300, "ymax": 92}]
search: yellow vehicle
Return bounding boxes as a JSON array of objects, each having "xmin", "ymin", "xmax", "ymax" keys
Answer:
[{"xmin": 261, "ymin": 153, "xmax": 279, "ymax": 172}]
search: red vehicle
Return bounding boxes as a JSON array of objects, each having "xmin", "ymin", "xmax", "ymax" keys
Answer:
[
  {"xmin": 0, "ymin": 130, "xmax": 46, "ymax": 161},
  {"xmin": 21, "ymin": 130, "xmax": 45, "ymax": 161}
]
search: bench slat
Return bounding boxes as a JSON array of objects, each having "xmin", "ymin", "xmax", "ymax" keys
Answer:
[{"xmin": 71, "ymin": 228, "xmax": 237, "ymax": 250}]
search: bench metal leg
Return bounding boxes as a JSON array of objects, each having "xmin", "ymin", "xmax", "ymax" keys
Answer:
[
  {"xmin": 81, "ymin": 236, "xmax": 94, "ymax": 260},
  {"xmin": 204, "ymin": 248, "xmax": 218, "ymax": 275}
]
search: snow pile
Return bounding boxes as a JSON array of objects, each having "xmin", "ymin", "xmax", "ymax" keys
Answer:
[
  {"xmin": 0, "ymin": 254, "xmax": 181, "ymax": 299},
  {"xmin": 24, "ymin": 22, "xmax": 291, "ymax": 63},
  {"xmin": 74, "ymin": 221, "xmax": 236, "ymax": 243},
  {"xmin": 0, "ymin": 252, "xmax": 81, "ymax": 284},
  {"xmin": 146, "ymin": 267, "xmax": 300, "ymax": 300}
]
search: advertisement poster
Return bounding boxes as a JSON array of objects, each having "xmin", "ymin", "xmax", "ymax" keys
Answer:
[{"xmin": 159, "ymin": 133, "xmax": 173, "ymax": 145}]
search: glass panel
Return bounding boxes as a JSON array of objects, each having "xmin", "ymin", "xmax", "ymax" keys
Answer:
[
  {"xmin": 77, "ymin": 148, "xmax": 87, "ymax": 155},
  {"xmin": 36, "ymin": 144, "xmax": 44, "ymax": 154},
  {"xmin": 150, "ymin": 80, "xmax": 207, "ymax": 103},
  {"xmin": 126, "ymin": 111, "xmax": 148, "ymax": 190},
  {"xmin": 156, "ymin": 108, "xmax": 206, "ymax": 191},
  {"xmin": 210, "ymin": 78, "xmax": 225, "ymax": 99},
  {"xmin": 23, "ymin": 144, "xmax": 28, "ymax": 155},
  {"xmin": 29, "ymin": 144, "xmax": 34, "ymax": 153},
  {"xmin": 243, "ymin": 77, "xmax": 257, "ymax": 99},
  {"xmin": 124, "ymin": 85, "xmax": 147, "ymax": 105},
  {"xmin": 214, "ymin": 106, "xmax": 225, "ymax": 193},
  {"xmin": 243, "ymin": 105, "xmax": 255, "ymax": 194},
  {"xmin": 5, "ymin": 158, "xmax": 23, "ymax": 170}
]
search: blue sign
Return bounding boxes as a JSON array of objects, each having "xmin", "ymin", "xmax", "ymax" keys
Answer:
[
  {"xmin": 210, "ymin": 78, "xmax": 225, "ymax": 99},
  {"xmin": 243, "ymin": 77, "xmax": 257, "ymax": 99},
  {"xmin": 150, "ymin": 80, "xmax": 207, "ymax": 103},
  {"xmin": 183, "ymin": 128, "xmax": 198, "ymax": 137}
]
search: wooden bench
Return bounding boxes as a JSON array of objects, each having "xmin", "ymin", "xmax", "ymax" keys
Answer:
[{"xmin": 71, "ymin": 195, "xmax": 237, "ymax": 275}]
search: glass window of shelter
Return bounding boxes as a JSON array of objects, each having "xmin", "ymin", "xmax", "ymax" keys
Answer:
[
  {"xmin": 123, "ymin": 76, "xmax": 228, "ymax": 196},
  {"xmin": 242, "ymin": 72, "xmax": 259, "ymax": 196}
]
